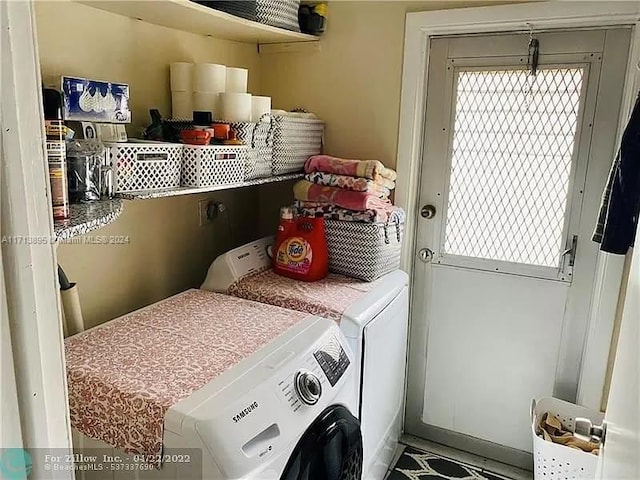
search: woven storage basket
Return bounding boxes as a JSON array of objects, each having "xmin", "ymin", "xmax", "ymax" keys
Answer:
[
  {"xmin": 272, "ymin": 115, "xmax": 324, "ymax": 175},
  {"xmin": 197, "ymin": 1, "xmax": 300, "ymax": 32},
  {"xmin": 196, "ymin": 1, "xmax": 257, "ymax": 21},
  {"xmin": 181, "ymin": 145, "xmax": 246, "ymax": 187},
  {"xmin": 325, "ymin": 217, "xmax": 403, "ymax": 282},
  {"xmin": 230, "ymin": 114, "xmax": 273, "ymax": 180},
  {"xmin": 108, "ymin": 142, "xmax": 182, "ymax": 193},
  {"xmin": 531, "ymin": 397, "xmax": 603, "ymax": 480},
  {"xmin": 256, "ymin": 0, "xmax": 300, "ymax": 32}
]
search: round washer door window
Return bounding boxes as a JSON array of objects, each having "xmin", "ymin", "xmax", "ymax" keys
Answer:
[{"xmin": 280, "ymin": 404, "xmax": 363, "ymax": 480}]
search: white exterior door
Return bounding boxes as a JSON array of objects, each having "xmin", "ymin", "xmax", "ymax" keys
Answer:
[{"xmin": 405, "ymin": 29, "xmax": 631, "ymax": 465}]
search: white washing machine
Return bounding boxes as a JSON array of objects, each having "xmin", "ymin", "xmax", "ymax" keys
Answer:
[
  {"xmin": 165, "ymin": 317, "xmax": 361, "ymax": 479},
  {"xmin": 68, "ymin": 293, "xmax": 361, "ymax": 480},
  {"xmin": 202, "ymin": 237, "xmax": 409, "ymax": 480}
]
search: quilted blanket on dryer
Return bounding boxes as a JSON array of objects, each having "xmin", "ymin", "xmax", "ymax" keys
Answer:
[
  {"xmin": 64, "ymin": 290, "xmax": 307, "ymax": 464},
  {"xmin": 227, "ymin": 269, "xmax": 374, "ymax": 321}
]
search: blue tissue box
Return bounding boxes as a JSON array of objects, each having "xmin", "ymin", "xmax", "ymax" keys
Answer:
[{"xmin": 62, "ymin": 76, "xmax": 131, "ymax": 124}]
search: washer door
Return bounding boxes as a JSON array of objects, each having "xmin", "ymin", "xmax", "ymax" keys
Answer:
[{"xmin": 280, "ymin": 405, "xmax": 363, "ymax": 480}]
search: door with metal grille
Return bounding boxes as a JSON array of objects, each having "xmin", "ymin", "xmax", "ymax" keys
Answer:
[
  {"xmin": 442, "ymin": 65, "xmax": 585, "ymax": 280},
  {"xmin": 405, "ymin": 29, "xmax": 631, "ymax": 464}
]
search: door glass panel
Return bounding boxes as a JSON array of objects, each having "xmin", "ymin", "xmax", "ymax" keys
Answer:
[{"xmin": 443, "ymin": 67, "xmax": 585, "ymax": 268}]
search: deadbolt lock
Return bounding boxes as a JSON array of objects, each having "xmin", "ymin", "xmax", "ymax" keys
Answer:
[{"xmin": 421, "ymin": 205, "xmax": 437, "ymax": 219}]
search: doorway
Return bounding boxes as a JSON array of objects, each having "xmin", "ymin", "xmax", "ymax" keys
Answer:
[{"xmin": 405, "ymin": 28, "xmax": 631, "ymax": 466}]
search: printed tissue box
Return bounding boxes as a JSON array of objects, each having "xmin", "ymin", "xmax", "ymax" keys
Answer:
[{"xmin": 62, "ymin": 76, "xmax": 131, "ymax": 124}]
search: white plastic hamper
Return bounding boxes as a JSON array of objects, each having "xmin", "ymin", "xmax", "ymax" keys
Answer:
[
  {"xmin": 531, "ymin": 397, "xmax": 604, "ymax": 480},
  {"xmin": 271, "ymin": 115, "xmax": 324, "ymax": 175}
]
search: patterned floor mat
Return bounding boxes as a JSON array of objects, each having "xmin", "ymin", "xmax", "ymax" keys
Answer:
[{"xmin": 388, "ymin": 446, "xmax": 513, "ymax": 480}]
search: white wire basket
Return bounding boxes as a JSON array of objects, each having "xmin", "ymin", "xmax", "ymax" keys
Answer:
[
  {"xmin": 272, "ymin": 115, "xmax": 324, "ymax": 175},
  {"xmin": 531, "ymin": 397, "xmax": 604, "ymax": 480},
  {"xmin": 108, "ymin": 142, "xmax": 182, "ymax": 193},
  {"xmin": 181, "ymin": 145, "xmax": 246, "ymax": 187}
]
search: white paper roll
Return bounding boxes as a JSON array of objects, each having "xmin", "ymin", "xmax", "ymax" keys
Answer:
[
  {"xmin": 194, "ymin": 63, "xmax": 226, "ymax": 93},
  {"xmin": 226, "ymin": 67, "xmax": 248, "ymax": 93},
  {"xmin": 220, "ymin": 92, "xmax": 252, "ymax": 122},
  {"xmin": 251, "ymin": 96, "xmax": 272, "ymax": 122},
  {"xmin": 170, "ymin": 62, "xmax": 193, "ymax": 91},
  {"xmin": 171, "ymin": 91, "xmax": 193, "ymax": 119},
  {"xmin": 193, "ymin": 92, "xmax": 219, "ymax": 115}
]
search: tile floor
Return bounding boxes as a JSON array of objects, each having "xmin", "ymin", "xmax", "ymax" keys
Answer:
[{"xmin": 386, "ymin": 436, "xmax": 533, "ymax": 480}]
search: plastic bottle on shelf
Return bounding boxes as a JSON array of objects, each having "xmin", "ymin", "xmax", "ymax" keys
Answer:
[
  {"xmin": 43, "ymin": 87, "xmax": 70, "ymax": 220},
  {"xmin": 45, "ymin": 120, "xmax": 70, "ymax": 220}
]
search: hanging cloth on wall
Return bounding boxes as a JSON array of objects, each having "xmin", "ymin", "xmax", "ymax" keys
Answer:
[
  {"xmin": 592, "ymin": 92, "xmax": 640, "ymax": 254},
  {"xmin": 526, "ymin": 23, "xmax": 540, "ymax": 77}
]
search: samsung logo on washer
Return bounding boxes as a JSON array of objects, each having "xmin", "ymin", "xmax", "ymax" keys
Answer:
[{"xmin": 232, "ymin": 402, "xmax": 259, "ymax": 423}]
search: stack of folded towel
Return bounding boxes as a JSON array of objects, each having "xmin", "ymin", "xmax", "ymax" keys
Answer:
[{"xmin": 294, "ymin": 155, "xmax": 403, "ymax": 224}]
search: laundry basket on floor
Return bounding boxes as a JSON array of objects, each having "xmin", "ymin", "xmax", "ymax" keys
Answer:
[{"xmin": 531, "ymin": 397, "xmax": 604, "ymax": 480}]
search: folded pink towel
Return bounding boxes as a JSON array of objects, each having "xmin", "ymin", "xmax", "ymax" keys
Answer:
[
  {"xmin": 304, "ymin": 155, "xmax": 397, "ymax": 181},
  {"xmin": 304, "ymin": 172, "xmax": 391, "ymax": 198},
  {"xmin": 294, "ymin": 180, "xmax": 393, "ymax": 211}
]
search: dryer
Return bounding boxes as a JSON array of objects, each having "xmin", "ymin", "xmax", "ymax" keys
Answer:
[{"xmin": 202, "ymin": 237, "xmax": 409, "ymax": 480}]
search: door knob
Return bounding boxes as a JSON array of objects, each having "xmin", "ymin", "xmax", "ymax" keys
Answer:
[
  {"xmin": 575, "ymin": 417, "xmax": 607, "ymax": 445},
  {"xmin": 418, "ymin": 248, "xmax": 434, "ymax": 263},
  {"xmin": 421, "ymin": 205, "xmax": 437, "ymax": 219}
]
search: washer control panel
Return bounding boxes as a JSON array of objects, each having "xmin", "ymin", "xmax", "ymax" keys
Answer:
[
  {"xmin": 294, "ymin": 370, "xmax": 322, "ymax": 405},
  {"xmin": 313, "ymin": 335, "xmax": 350, "ymax": 386},
  {"xmin": 277, "ymin": 334, "xmax": 350, "ymax": 412}
]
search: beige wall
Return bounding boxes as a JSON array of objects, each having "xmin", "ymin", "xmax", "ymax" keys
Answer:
[
  {"xmin": 36, "ymin": 1, "xmax": 263, "ymax": 328},
  {"xmin": 37, "ymin": 1, "xmax": 517, "ymax": 328},
  {"xmin": 260, "ymin": 1, "xmax": 514, "ymax": 170},
  {"xmin": 257, "ymin": 1, "xmax": 513, "ymax": 226},
  {"xmin": 36, "ymin": 1, "xmax": 261, "ymax": 133},
  {"xmin": 57, "ymin": 191, "xmax": 259, "ymax": 330}
]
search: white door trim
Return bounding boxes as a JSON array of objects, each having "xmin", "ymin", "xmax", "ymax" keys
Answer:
[
  {"xmin": 396, "ymin": 1, "xmax": 640, "ymax": 413},
  {"xmin": 1, "ymin": 0, "xmax": 73, "ymax": 473},
  {"xmin": 0, "ymin": 192, "xmax": 24, "ymax": 452}
]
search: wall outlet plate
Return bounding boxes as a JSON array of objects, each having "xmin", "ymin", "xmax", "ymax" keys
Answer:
[
  {"xmin": 199, "ymin": 200, "xmax": 213, "ymax": 226},
  {"xmin": 199, "ymin": 199, "xmax": 225, "ymax": 226}
]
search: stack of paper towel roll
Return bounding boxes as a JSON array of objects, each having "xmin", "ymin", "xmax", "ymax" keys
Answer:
[
  {"xmin": 170, "ymin": 62, "xmax": 271, "ymax": 123},
  {"xmin": 170, "ymin": 62, "xmax": 194, "ymax": 120},
  {"xmin": 193, "ymin": 63, "xmax": 226, "ymax": 117},
  {"xmin": 219, "ymin": 66, "xmax": 250, "ymax": 122}
]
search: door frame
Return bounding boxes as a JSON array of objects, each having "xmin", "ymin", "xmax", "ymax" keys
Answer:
[
  {"xmin": 396, "ymin": 4, "xmax": 640, "ymax": 435},
  {"xmin": 1, "ymin": 0, "xmax": 73, "ymax": 474}
]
